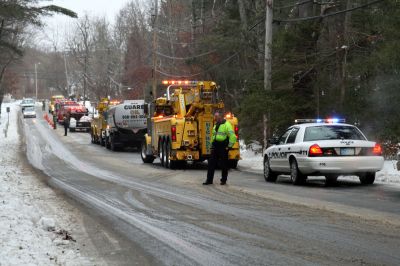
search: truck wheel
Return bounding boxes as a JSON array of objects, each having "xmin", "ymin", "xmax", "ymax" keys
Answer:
[
  {"xmin": 164, "ymin": 141, "xmax": 170, "ymax": 168},
  {"xmin": 160, "ymin": 139, "xmax": 165, "ymax": 167},
  {"xmin": 100, "ymin": 131, "xmax": 105, "ymax": 146},
  {"xmin": 166, "ymin": 141, "xmax": 179, "ymax": 169},
  {"xmin": 110, "ymin": 135, "xmax": 117, "ymax": 151},
  {"xmin": 290, "ymin": 159, "xmax": 306, "ymax": 185},
  {"xmin": 359, "ymin": 172, "xmax": 375, "ymax": 185},
  {"xmin": 105, "ymin": 136, "xmax": 110, "ymax": 149},
  {"xmin": 141, "ymin": 139, "xmax": 155, "ymax": 163},
  {"xmin": 264, "ymin": 156, "xmax": 278, "ymax": 182}
]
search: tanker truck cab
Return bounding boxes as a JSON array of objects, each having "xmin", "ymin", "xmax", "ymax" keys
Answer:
[
  {"xmin": 141, "ymin": 80, "xmax": 240, "ymax": 169},
  {"xmin": 105, "ymin": 100, "xmax": 147, "ymax": 151}
]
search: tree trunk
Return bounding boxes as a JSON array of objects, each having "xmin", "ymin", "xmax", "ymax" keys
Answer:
[
  {"xmin": 339, "ymin": 0, "xmax": 352, "ymax": 110},
  {"xmin": 237, "ymin": 0, "xmax": 248, "ymax": 30}
]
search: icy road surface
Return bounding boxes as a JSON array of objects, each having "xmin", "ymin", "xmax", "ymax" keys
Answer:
[{"xmin": 21, "ymin": 106, "xmax": 400, "ymax": 266}]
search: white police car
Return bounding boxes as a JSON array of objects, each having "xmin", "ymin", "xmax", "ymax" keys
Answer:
[{"xmin": 263, "ymin": 119, "xmax": 384, "ymax": 185}]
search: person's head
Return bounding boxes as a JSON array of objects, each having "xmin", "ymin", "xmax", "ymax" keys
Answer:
[{"xmin": 214, "ymin": 111, "xmax": 224, "ymax": 123}]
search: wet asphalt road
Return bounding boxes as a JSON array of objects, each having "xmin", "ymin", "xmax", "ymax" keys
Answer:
[{"xmin": 21, "ymin": 108, "xmax": 400, "ymax": 266}]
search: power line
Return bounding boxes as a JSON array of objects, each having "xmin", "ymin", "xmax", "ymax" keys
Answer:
[
  {"xmin": 274, "ymin": 0, "xmax": 385, "ymax": 23},
  {"xmin": 155, "ymin": 52, "xmax": 239, "ymax": 78},
  {"xmin": 156, "ymin": 50, "xmax": 216, "ymax": 61}
]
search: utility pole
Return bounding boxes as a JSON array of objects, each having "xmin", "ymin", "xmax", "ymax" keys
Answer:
[
  {"xmin": 264, "ymin": 0, "xmax": 273, "ymax": 91},
  {"xmin": 83, "ymin": 47, "xmax": 88, "ymax": 106},
  {"xmin": 63, "ymin": 53, "xmax": 69, "ymax": 95},
  {"xmin": 35, "ymin": 63, "xmax": 40, "ymax": 100},
  {"xmin": 151, "ymin": 0, "xmax": 159, "ymax": 100},
  {"xmin": 263, "ymin": 0, "xmax": 273, "ymax": 150}
]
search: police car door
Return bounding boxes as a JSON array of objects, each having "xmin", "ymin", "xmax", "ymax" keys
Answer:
[
  {"xmin": 271, "ymin": 128, "xmax": 292, "ymax": 171},
  {"xmin": 279, "ymin": 127, "xmax": 300, "ymax": 172}
]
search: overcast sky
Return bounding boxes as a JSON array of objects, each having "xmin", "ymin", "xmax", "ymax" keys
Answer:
[{"xmin": 40, "ymin": 0, "xmax": 134, "ymax": 47}]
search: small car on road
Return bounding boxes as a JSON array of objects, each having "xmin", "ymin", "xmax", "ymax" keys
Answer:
[
  {"xmin": 263, "ymin": 119, "xmax": 384, "ymax": 185},
  {"xmin": 23, "ymin": 106, "xmax": 37, "ymax": 118}
]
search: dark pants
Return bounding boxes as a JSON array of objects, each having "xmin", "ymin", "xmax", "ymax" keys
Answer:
[
  {"xmin": 64, "ymin": 124, "xmax": 69, "ymax": 136},
  {"xmin": 206, "ymin": 143, "xmax": 229, "ymax": 183}
]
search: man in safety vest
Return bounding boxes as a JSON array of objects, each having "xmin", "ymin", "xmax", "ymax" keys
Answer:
[{"xmin": 203, "ymin": 111, "xmax": 237, "ymax": 185}]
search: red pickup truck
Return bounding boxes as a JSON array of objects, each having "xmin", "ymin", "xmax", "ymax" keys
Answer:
[{"xmin": 57, "ymin": 100, "xmax": 88, "ymax": 124}]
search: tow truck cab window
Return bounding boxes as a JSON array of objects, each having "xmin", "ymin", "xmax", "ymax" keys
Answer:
[
  {"xmin": 278, "ymin": 129, "xmax": 292, "ymax": 145},
  {"xmin": 304, "ymin": 125, "xmax": 366, "ymax": 141},
  {"xmin": 286, "ymin": 127, "xmax": 299, "ymax": 144}
]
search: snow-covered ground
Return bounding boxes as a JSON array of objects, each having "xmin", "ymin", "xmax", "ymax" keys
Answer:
[
  {"xmin": 0, "ymin": 102, "xmax": 102, "ymax": 266},
  {"xmin": 239, "ymin": 141, "xmax": 400, "ymax": 185}
]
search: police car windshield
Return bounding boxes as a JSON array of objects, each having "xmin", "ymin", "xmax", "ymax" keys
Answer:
[
  {"xmin": 24, "ymin": 106, "xmax": 35, "ymax": 111},
  {"xmin": 303, "ymin": 125, "xmax": 366, "ymax": 141}
]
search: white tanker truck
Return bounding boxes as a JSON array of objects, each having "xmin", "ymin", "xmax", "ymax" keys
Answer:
[{"xmin": 105, "ymin": 100, "xmax": 147, "ymax": 151}]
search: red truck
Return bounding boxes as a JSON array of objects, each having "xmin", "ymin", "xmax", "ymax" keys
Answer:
[{"xmin": 56, "ymin": 100, "xmax": 90, "ymax": 131}]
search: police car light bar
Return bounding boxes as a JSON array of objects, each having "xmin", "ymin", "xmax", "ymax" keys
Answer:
[
  {"xmin": 295, "ymin": 118, "xmax": 346, "ymax": 124},
  {"xmin": 162, "ymin": 80, "xmax": 197, "ymax": 85}
]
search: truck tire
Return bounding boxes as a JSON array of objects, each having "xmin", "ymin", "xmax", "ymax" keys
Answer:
[
  {"xmin": 160, "ymin": 138, "xmax": 165, "ymax": 167},
  {"xmin": 166, "ymin": 141, "xmax": 179, "ymax": 169},
  {"xmin": 100, "ymin": 131, "xmax": 105, "ymax": 146},
  {"xmin": 105, "ymin": 136, "xmax": 110, "ymax": 149},
  {"xmin": 110, "ymin": 135, "xmax": 117, "ymax": 151},
  {"xmin": 141, "ymin": 139, "xmax": 155, "ymax": 163},
  {"xmin": 359, "ymin": 172, "xmax": 375, "ymax": 185},
  {"xmin": 164, "ymin": 141, "xmax": 170, "ymax": 168}
]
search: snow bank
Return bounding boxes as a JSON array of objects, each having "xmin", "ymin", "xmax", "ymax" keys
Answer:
[{"xmin": 0, "ymin": 103, "xmax": 97, "ymax": 265}]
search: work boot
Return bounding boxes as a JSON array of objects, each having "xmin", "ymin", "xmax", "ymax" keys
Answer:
[
  {"xmin": 202, "ymin": 181, "xmax": 213, "ymax": 185},
  {"xmin": 220, "ymin": 181, "xmax": 226, "ymax": 185}
]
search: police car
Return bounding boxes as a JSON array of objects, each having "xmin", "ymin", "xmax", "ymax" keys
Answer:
[{"xmin": 263, "ymin": 119, "xmax": 384, "ymax": 185}]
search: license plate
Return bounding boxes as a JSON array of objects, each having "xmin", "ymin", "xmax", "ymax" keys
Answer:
[{"xmin": 340, "ymin": 148, "xmax": 355, "ymax": 156}]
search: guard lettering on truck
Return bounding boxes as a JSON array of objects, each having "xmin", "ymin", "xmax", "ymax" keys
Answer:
[{"xmin": 124, "ymin": 105, "xmax": 143, "ymax": 110}]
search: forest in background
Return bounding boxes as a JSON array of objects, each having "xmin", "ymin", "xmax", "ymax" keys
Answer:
[{"xmin": 1, "ymin": 0, "xmax": 399, "ymax": 150}]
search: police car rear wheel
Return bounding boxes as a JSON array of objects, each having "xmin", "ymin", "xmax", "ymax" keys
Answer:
[
  {"xmin": 290, "ymin": 159, "xmax": 305, "ymax": 185},
  {"xmin": 264, "ymin": 157, "xmax": 278, "ymax": 182},
  {"xmin": 359, "ymin": 172, "xmax": 375, "ymax": 185},
  {"xmin": 325, "ymin": 175, "xmax": 338, "ymax": 186}
]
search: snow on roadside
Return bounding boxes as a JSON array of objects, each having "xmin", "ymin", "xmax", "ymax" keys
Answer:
[
  {"xmin": 0, "ymin": 103, "xmax": 99, "ymax": 266},
  {"xmin": 239, "ymin": 141, "xmax": 400, "ymax": 184}
]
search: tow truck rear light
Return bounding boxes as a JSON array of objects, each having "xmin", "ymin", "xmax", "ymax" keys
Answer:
[
  {"xmin": 162, "ymin": 80, "xmax": 196, "ymax": 85},
  {"xmin": 373, "ymin": 143, "xmax": 382, "ymax": 156},
  {"xmin": 171, "ymin": 125, "xmax": 177, "ymax": 142},
  {"xmin": 309, "ymin": 144, "xmax": 323, "ymax": 157}
]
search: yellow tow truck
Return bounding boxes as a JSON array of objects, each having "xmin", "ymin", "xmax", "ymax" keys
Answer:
[
  {"xmin": 141, "ymin": 80, "xmax": 240, "ymax": 169},
  {"xmin": 90, "ymin": 98, "xmax": 119, "ymax": 145},
  {"xmin": 49, "ymin": 95, "xmax": 64, "ymax": 114}
]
